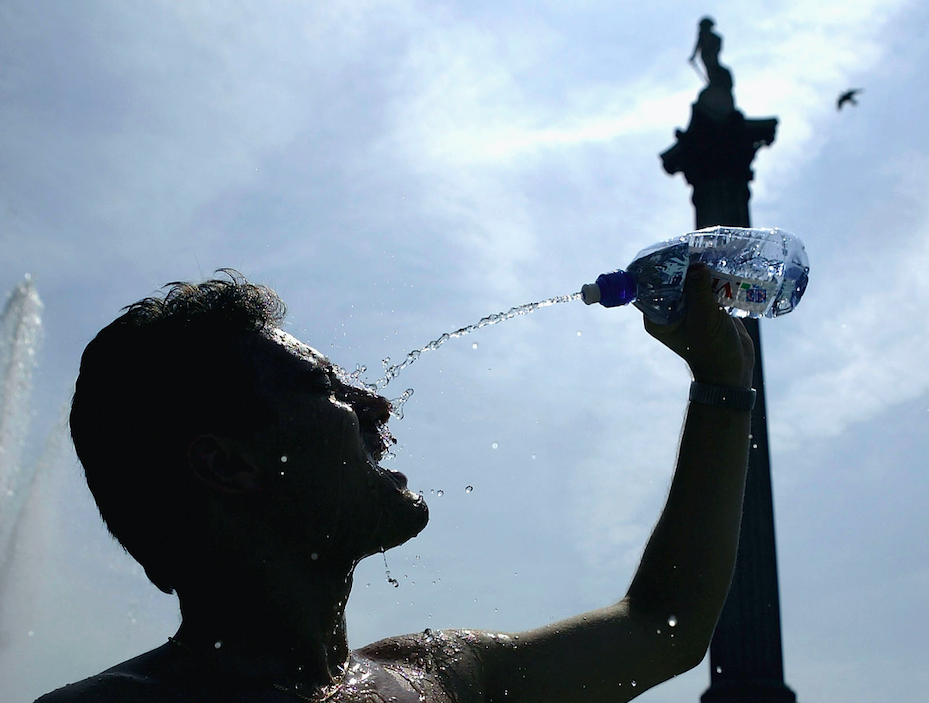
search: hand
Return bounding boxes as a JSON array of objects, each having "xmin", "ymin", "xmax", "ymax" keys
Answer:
[{"xmin": 644, "ymin": 263, "xmax": 755, "ymax": 388}]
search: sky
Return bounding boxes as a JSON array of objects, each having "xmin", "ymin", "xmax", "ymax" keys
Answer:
[{"xmin": 1, "ymin": 0, "xmax": 928, "ymax": 701}]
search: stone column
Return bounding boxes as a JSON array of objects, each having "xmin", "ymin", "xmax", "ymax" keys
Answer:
[{"xmin": 661, "ymin": 86, "xmax": 797, "ymax": 703}]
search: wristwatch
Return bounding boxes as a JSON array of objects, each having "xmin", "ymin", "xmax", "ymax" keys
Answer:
[{"xmin": 689, "ymin": 381, "xmax": 756, "ymax": 411}]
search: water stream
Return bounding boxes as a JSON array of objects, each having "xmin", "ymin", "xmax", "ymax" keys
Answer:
[{"xmin": 337, "ymin": 292, "xmax": 581, "ymax": 418}]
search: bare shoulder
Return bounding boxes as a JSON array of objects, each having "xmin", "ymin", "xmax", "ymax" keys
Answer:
[
  {"xmin": 33, "ymin": 645, "xmax": 182, "ymax": 703},
  {"xmin": 34, "ymin": 672, "xmax": 171, "ymax": 703},
  {"xmin": 354, "ymin": 628, "xmax": 505, "ymax": 703},
  {"xmin": 32, "ymin": 643, "xmax": 248, "ymax": 703}
]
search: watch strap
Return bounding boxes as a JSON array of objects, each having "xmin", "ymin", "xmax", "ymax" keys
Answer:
[{"xmin": 689, "ymin": 381, "xmax": 756, "ymax": 411}]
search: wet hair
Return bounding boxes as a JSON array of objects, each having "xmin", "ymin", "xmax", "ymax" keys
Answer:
[{"xmin": 70, "ymin": 270, "xmax": 286, "ymax": 594}]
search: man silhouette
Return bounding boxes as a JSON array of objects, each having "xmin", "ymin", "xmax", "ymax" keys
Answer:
[{"xmin": 39, "ymin": 263, "xmax": 754, "ymax": 703}]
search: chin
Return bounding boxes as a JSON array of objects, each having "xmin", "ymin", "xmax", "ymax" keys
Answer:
[{"xmin": 371, "ymin": 492, "xmax": 430, "ymax": 554}]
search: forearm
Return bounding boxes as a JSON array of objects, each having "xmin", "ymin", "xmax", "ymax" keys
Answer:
[
  {"xmin": 624, "ymin": 398, "xmax": 750, "ymax": 648},
  {"xmin": 477, "ymin": 398, "xmax": 752, "ymax": 703}
]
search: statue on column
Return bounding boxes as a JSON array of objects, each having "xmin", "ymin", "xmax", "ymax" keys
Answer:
[
  {"xmin": 661, "ymin": 17, "xmax": 778, "ymax": 229},
  {"xmin": 689, "ymin": 17, "xmax": 736, "ymax": 120}
]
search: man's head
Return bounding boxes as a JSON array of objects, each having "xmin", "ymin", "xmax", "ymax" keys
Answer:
[{"xmin": 71, "ymin": 271, "xmax": 426, "ymax": 595}]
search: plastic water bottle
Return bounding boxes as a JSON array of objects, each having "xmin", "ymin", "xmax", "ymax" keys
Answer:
[{"xmin": 581, "ymin": 226, "xmax": 809, "ymax": 325}]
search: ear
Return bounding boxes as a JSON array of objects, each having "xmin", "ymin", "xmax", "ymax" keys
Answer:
[{"xmin": 187, "ymin": 435, "xmax": 263, "ymax": 496}]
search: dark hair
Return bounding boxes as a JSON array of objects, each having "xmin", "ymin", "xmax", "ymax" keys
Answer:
[{"xmin": 70, "ymin": 271, "xmax": 286, "ymax": 594}]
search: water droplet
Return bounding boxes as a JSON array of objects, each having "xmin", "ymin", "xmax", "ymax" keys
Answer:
[
  {"xmin": 436, "ymin": 489, "xmax": 444, "ymax": 497},
  {"xmin": 311, "ymin": 552, "xmax": 319, "ymax": 561},
  {"xmin": 383, "ymin": 552, "xmax": 400, "ymax": 588},
  {"xmin": 214, "ymin": 641, "xmax": 223, "ymax": 649},
  {"xmin": 472, "ymin": 343, "xmax": 479, "ymax": 349},
  {"xmin": 280, "ymin": 471, "xmax": 285, "ymax": 476},
  {"xmin": 576, "ymin": 331, "xmax": 582, "ymax": 336},
  {"xmin": 491, "ymin": 442, "xmax": 499, "ymax": 449},
  {"xmin": 668, "ymin": 615, "xmax": 678, "ymax": 627},
  {"xmin": 716, "ymin": 666, "xmax": 723, "ymax": 674},
  {"xmin": 531, "ymin": 454, "xmax": 536, "ymax": 460},
  {"xmin": 280, "ymin": 455, "xmax": 288, "ymax": 463},
  {"xmin": 465, "ymin": 485, "xmax": 473, "ymax": 493},
  {"xmin": 752, "ymin": 443, "xmax": 758, "ymax": 449},
  {"xmin": 6, "ymin": 489, "xmax": 13, "ymax": 497},
  {"xmin": 28, "ymin": 630, "xmax": 34, "ymax": 637},
  {"xmin": 631, "ymin": 680, "xmax": 637, "ymax": 687}
]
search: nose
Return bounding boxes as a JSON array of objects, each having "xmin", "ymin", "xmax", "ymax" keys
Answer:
[{"xmin": 345, "ymin": 388, "xmax": 391, "ymax": 426}]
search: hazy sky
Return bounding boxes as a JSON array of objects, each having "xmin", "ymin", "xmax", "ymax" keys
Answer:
[{"xmin": 2, "ymin": 1, "xmax": 928, "ymax": 702}]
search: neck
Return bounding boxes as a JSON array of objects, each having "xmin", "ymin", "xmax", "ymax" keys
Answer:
[{"xmin": 173, "ymin": 561, "xmax": 356, "ymax": 690}]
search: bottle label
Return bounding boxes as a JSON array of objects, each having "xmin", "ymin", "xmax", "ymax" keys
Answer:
[{"xmin": 710, "ymin": 271, "xmax": 775, "ymax": 315}]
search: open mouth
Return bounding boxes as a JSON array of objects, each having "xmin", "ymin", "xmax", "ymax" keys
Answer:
[
  {"xmin": 366, "ymin": 446, "xmax": 409, "ymax": 490},
  {"xmin": 360, "ymin": 417, "xmax": 398, "ymax": 461},
  {"xmin": 360, "ymin": 429, "xmax": 411, "ymax": 492}
]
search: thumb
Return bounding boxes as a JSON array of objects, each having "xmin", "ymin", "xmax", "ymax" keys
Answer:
[
  {"xmin": 684, "ymin": 263, "xmax": 718, "ymax": 326},
  {"xmin": 644, "ymin": 263, "xmax": 714, "ymax": 338}
]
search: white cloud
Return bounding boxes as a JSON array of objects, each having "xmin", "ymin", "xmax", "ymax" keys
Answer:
[
  {"xmin": 733, "ymin": 0, "xmax": 910, "ymax": 197},
  {"xmin": 771, "ymin": 153, "xmax": 929, "ymax": 452}
]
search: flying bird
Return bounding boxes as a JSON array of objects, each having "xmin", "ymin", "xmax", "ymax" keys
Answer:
[{"xmin": 837, "ymin": 88, "xmax": 863, "ymax": 110}]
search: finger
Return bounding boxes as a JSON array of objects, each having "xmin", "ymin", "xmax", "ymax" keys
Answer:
[
  {"xmin": 683, "ymin": 263, "xmax": 718, "ymax": 328},
  {"xmin": 646, "ymin": 263, "xmax": 713, "ymax": 338},
  {"xmin": 732, "ymin": 318, "xmax": 756, "ymax": 361},
  {"xmin": 683, "ymin": 262, "xmax": 712, "ymax": 297}
]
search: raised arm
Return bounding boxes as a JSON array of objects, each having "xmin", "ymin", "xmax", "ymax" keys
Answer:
[
  {"xmin": 689, "ymin": 34, "xmax": 701, "ymax": 62},
  {"xmin": 470, "ymin": 264, "xmax": 754, "ymax": 703}
]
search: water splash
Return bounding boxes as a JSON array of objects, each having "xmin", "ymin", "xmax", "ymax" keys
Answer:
[{"xmin": 0, "ymin": 278, "xmax": 44, "ymax": 580}]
